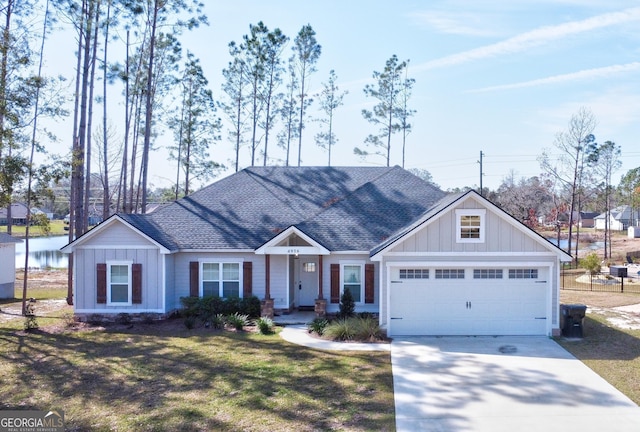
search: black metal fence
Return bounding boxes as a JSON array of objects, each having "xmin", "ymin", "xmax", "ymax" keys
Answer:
[{"xmin": 560, "ymin": 269, "xmax": 640, "ymax": 294}]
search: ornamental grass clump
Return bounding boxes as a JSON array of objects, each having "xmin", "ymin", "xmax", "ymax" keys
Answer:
[
  {"xmin": 323, "ymin": 316, "xmax": 384, "ymax": 342},
  {"xmin": 225, "ymin": 312, "xmax": 250, "ymax": 331},
  {"xmin": 307, "ymin": 317, "xmax": 329, "ymax": 336},
  {"xmin": 256, "ymin": 316, "xmax": 275, "ymax": 334}
]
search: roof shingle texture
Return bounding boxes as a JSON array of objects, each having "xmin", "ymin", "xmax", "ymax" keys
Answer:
[{"xmin": 121, "ymin": 166, "xmax": 447, "ymax": 252}]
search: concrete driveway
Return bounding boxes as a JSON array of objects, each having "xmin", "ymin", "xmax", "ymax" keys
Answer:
[{"xmin": 392, "ymin": 336, "xmax": 640, "ymax": 431}]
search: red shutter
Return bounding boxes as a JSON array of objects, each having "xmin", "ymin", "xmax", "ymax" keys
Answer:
[
  {"xmin": 132, "ymin": 263, "xmax": 142, "ymax": 304},
  {"xmin": 330, "ymin": 264, "xmax": 340, "ymax": 303},
  {"xmin": 243, "ymin": 261, "xmax": 253, "ymax": 297},
  {"xmin": 189, "ymin": 261, "xmax": 199, "ymax": 297},
  {"xmin": 365, "ymin": 264, "xmax": 375, "ymax": 304},
  {"xmin": 96, "ymin": 263, "xmax": 107, "ymax": 304}
]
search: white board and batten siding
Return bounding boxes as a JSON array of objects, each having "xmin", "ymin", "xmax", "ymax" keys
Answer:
[
  {"xmin": 376, "ymin": 196, "xmax": 563, "ymax": 336},
  {"xmin": 72, "ymin": 221, "xmax": 165, "ymax": 313}
]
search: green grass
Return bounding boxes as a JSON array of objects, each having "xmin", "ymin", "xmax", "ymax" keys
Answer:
[
  {"xmin": 556, "ymin": 314, "xmax": 640, "ymax": 405},
  {"xmin": 0, "ymin": 220, "xmax": 68, "ymax": 237},
  {"xmin": 0, "ymin": 316, "xmax": 395, "ymax": 431}
]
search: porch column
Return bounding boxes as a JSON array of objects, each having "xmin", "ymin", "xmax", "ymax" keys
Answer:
[
  {"xmin": 264, "ymin": 254, "xmax": 271, "ymax": 300},
  {"xmin": 317, "ymin": 255, "xmax": 324, "ymax": 299},
  {"xmin": 315, "ymin": 255, "xmax": 327, "ymax": 317},
  {"xmin": 261, "ymin": 254, "xmax": 274, "ymax": 318}
]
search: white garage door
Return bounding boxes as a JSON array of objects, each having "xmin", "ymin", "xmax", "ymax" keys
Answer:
[{"xmin": 388, "ymin": 267, "xmax": 548, "ymax": 336}]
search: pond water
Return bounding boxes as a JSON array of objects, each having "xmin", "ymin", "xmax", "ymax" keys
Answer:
[
  {"xmin": 14, "ymin": 235, "xmax": 70, "ymax": 269},
  {"xmin": 547, "ymin": 238, "xmax": 604, "ymax": 251}
]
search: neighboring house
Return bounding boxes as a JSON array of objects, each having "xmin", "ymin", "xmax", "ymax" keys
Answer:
[
  {"xmin": 0, "ymin": 203, "xmax": 46, "ymax": 225},
  {"xmin": 0, "ymin": 233, "xmax": 22, "ymax": 298},
  {"xmin": 594, "ymin": 206, "xmax": 640, "ymax": 231},
  {"xmin": 61, "ymin": 166, "xmax": 571, "ymax": 336},
  {"xmin": 579, "ymin": 212, "xmax": 598, "ymax": 228}
]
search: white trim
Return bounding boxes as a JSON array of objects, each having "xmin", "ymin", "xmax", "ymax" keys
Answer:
[
  {"xmin": 180, "ymin": 248, "xmax": 255, "ymax": 253},
  {"xmin": 199, "ymin": 260, "xmax": 244, "ymax": 298},
  {"xmin": 385, "ymin": 260, "xmax": 552, "ymax": 268},
  {"xmin": 106, "ymin": 260, "xmax": 133, "ymax": 306},
  {"xmin": 161, "ymin": 254, "xmax": 166, "ymax": 312},
  {"xmin": 74, "ymin": 308, "xmax": 166, "ymax": 314},
  {"xmin": 61, "ymin": 215, "xmax": 171, "ymax": 254},
  {"xmin": 370, "ymin": 191, "xmax": 572, "ymax": 262},
  {"xmin": 74, "ymin": 245, "xmax": 161, "ymax": 250},
  {"xmin": 380, "ymin": 251, "xmax": 560, "ymax": 258},
  {"xmin": 456, "ymin": 208, "xmax": 486, "ymax": 243},
  {"xmin": 341, "ymin": 260, "xmax": 366, "ymax": 305},
  {"xmin": 385, "ymin": 261, "xmax": 555, "ymax": 336},
  {"xmin": 255, "ymin": 226, "xmax": 330, "ymax": 255}
]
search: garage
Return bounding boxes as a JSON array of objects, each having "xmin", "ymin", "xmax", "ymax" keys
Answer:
[{"xmin": 388, "ymin": 266, "xmax": 549, "ymax": 336}]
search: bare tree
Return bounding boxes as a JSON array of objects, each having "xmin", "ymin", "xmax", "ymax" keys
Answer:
[{"xmin": 539, "ymin": 107, "xmax": 597, "ymax": 263}]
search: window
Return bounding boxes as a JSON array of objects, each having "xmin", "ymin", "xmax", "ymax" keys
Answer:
[
  {"xmin": 107, "ymin": 261, "xmax": 131, "ymax": 305},
  {"xmin": 202, "ymin": 262, "xmax": 241, "ymax": 298},
  {"xmin": 303, "ymin": 262, "xmax": 316, "ymax": 272},
  {"xmin": 509, "ymin": 269, "xmax": 538, "ymax": 279},
  {"xmin": 343, "ymin": 264, "xmax": 363, "ymax": 303},
  {"xmin": 399, "ymin": 269, "xmax": 429, "ymax": 279},
  {"xmin": 435, "ymin": 269, "xmax": 465, "ymax": 279},
  {"xmin": 474, "ymin": 269, "xmax": 503, "ymax": 279},
  {"xmin": 456, "ymin": 209, "xmax": 486, "ymax": 243}
]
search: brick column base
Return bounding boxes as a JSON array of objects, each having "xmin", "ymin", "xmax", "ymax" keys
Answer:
[
  {"xmin": 261, "ymin": 298, "xmax": 274, "ymax": 319},
  {"xmin": 314, "ymin": 299, "xmax": 327, "ymax": 318}
]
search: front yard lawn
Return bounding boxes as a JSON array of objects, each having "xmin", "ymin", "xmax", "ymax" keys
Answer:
[
  {"xmin": 0, "ymin": 319, "xmax": 395, "ymax": 431},
  {"xmin": 558, "ymin": 290, "xmax": 640, "ymax": 405}
]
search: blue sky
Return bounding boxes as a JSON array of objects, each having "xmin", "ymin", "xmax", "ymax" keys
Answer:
[{"xmin": 45, "ymin": 1, "xmax": 640, "ymax": 191}]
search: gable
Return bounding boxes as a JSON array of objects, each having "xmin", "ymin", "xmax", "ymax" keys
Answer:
[
  {"xmin": 62, "ymin": 216, "xmax": 168, "ymax": 253},
  {"xmin": 374, "ymin": 191, "xmax": 570, "ymax": 259}
]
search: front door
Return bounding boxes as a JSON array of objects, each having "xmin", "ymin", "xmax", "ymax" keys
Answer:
[{"xmin": 297, "ymin": 256, "xmax": 319, "ymax": 307}]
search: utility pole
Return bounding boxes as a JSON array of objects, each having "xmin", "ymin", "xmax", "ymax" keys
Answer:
[{"xmin": 478, "ymin": 151, "xmax": 484, "ymax": 196}]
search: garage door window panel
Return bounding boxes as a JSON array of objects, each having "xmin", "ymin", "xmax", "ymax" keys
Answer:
[
  {"xmin": 474, "ymin": 269, "xmax": 503, "ymax": 279},
  {"xmin": 509, "ymin": 269, "xmax": 538, "ymax": 279},
  {"xmin": 435, "ymin": 269, "xmax": 465, "ymax": 279}
]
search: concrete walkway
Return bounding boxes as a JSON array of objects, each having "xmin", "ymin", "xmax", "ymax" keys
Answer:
[
  {"xmin": 279, "ymin": 325, "xmax": 390, "ymax": 351},
  {"xmin": 391, "ymin": 336, "xmax": 640, "ymax": 432}
]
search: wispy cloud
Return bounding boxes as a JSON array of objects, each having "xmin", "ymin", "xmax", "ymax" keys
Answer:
[
  {"xmin": 409, "ymin": 11, "xmax": 498, "ymax": 37},
  {"xmin": 468, "ymin": 62, "xmax": 640, "ymax": 93},
  {"xmin": 413, "ymin": 7, "xmax": 640, "ymax": 72}
]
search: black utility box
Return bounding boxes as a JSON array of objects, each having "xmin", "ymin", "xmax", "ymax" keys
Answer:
[
  {"xmin": 560, "ymin": 304, "xmax": 587, "ymax": 338},
  {"xmin": 610, "ymin": 266, "xmax": 628, "ymax": 278}
]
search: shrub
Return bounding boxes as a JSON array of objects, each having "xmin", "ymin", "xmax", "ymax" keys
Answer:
[
  {"xmin": 24, "ymin": 302, "xmax": 38, "ymax": 331},
  {"xmin": 116, "ymin": 313, "xmax": 133, "ymax": 325},
  {"xmin": 582, "ymin": 252, "xmax": 601, "ymax": 275},
  {"xmin": 179, "ymin": 295, "xmax": 262, "ymax": 322},
  {"xmin": 323, "ymin": 318, "xmax": 356, "ymax": 341},
  {"xmin": 307, "ymin": 317, "xmax": 329, "ymax": 336},
  {"xmin": 205, "ymin": 314, "xmax": 225, "ymax": 330},
  {"xmin": 256, "ymin": 316, "xmax": 275, "ymax": 334},
  {"xmin": 323, "ymin": 316, "xmax": 384, "ymax": 342},
  {"xmin": 184, "ymin": 315, "xmax": 197, "ymax": 330},
  {"xmin": 225, "ymin": 312, "xmax": 250, "ymax": 331},
  {"xmin": 352, "ymin": 316, "xmax": 384, "ymax": 341},
  {"xmin": 61, "ymin": 311, "xmax": 76, "ymax": 327},
  {"xmin": 337, "ymin": 289, "xmax": 355, "ymax": 319}
]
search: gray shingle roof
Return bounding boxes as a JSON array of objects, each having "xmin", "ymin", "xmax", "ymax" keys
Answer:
[
  {"xmin": 120, "ymin": 166, "xmax": 447, "ymax": 252},
  {"xmin": 0, "ymin": 232, "xmax": 22, "ymax": 244}
]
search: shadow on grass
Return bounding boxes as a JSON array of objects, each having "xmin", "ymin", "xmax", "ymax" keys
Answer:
[
  {"xmin": 556, "ymin": 315, "xmax": 640, "ymax": 361},
  {"xmin": 0, "ymin": 322, "xmax": 394, "ymax": 431}
]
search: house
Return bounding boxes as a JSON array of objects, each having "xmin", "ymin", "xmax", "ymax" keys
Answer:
[
  {"xmin": 0, "ymin": 203, "xmax": 46, "ymax": 226},
  {"xmin": 594, "ymin": 206, "xmax": 640, "ymax": 231},
  {"xmin": 61, "ymin": 166, "xmax": 571, "ymax": 336},
  {"xmin": 579, "ymin": 211, "xmax": 598, "ymax": 228},
  {"xmin": 0, "ymin": 233, "xmax": 22, "ymax": 298}
]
